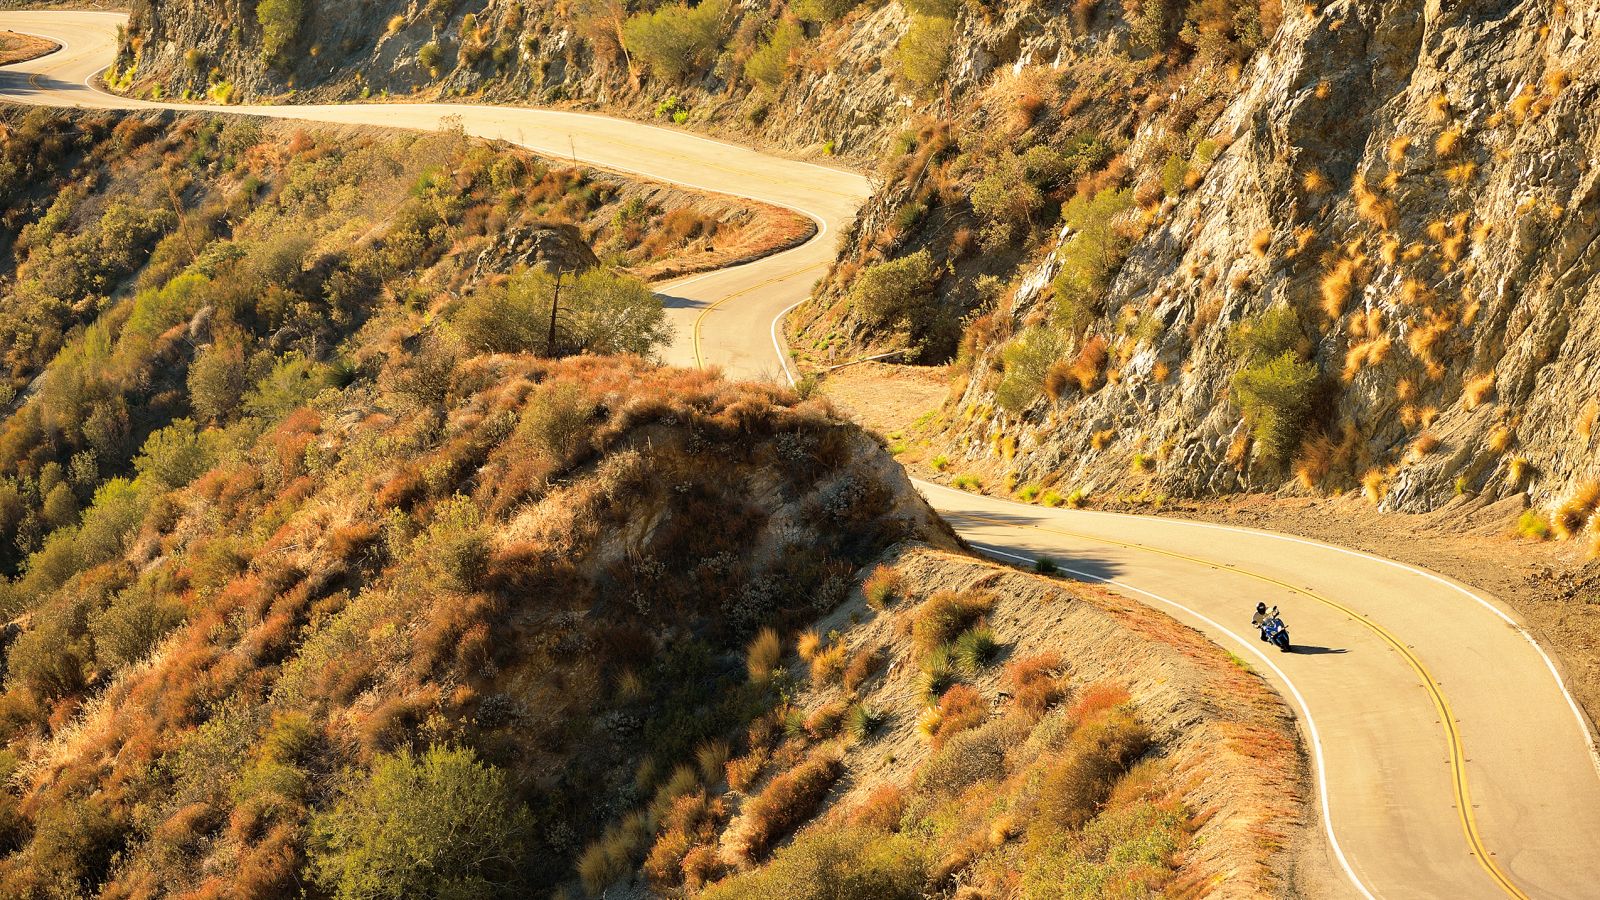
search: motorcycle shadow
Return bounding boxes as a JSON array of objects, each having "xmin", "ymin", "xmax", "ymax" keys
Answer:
[{"xmin": 1288, "ymin": 645, "xmax": 1348, "ymax": 655}]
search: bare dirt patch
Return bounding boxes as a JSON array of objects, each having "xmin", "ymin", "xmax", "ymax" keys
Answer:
[
  {"xmin": 0, "ymin": 30, "xmax": 58, "ymax": 67},
  {"xmin": 814, "ymin": 360, "xmax": 949, "ymax": 439}
]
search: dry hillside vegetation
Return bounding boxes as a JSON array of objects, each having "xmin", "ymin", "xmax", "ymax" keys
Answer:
[
  {"xmin": 0, "ymin": 107, "xmax": 959, "ymax": 897},
  {"xmin": 0, "ymin": 30, "xmax": 58, "ymax": 66},
  {"xmin": 601, "ymin": 546, "xmax": 1305, "ymax": 898}
]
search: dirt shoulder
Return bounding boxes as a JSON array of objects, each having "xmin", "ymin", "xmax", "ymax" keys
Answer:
[{"xmin": 0, "ymin": 30, "xmax": 58, "ymax": 66}]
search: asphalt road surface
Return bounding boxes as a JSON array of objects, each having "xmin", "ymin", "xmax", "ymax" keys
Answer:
[{"xmin": 4, "ymin": 11, "xmax": 1600, "ymax": 898}]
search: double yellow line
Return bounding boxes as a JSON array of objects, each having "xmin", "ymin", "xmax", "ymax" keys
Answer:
[
  {"xmin": 947, "ymin": 509, "xmax": 1530, "ymax": 900},
  {"xmin": 689, "ymin": 261, "xmax": 825, "ymax": 369}
]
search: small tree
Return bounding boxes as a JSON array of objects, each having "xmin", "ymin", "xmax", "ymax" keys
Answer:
[
  {"xmin": 308, "ymin": 745, "xmax": 533, "ymax": 900},
  {"xmin": 623, "ymin": 0, "xmax": 732, "ymax": 79},
  {"xmin": 454, "ymin": 268, "xmax": 670, "ymax": 358},
  {"xmin": 744, "ymin": 20, "xmax": 805, "ymax": 91},
  {"xmin": 895, "ymin": 15, "xmax": 954, "ymax": 95},
  {"xmin": 256, "ymin": 0, "xmax": 307, "ymax": 63},
  {"xmin": 849, "ymin": 249, "xmax": 936, "ymax": 327},
  {"xmin": 995, "ymin": 327, "xmax": 1067, "ymax": 414}
]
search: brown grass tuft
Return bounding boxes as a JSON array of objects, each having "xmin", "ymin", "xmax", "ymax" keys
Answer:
[
  {"xmin": 1553, "ymin": 482, "xmax": 1600, "ymax": 540},
  {"xmin": 1249, "ymin": 228, "xmax": 1273, "ymax": 258},
  {"xmin": 734, "ymin": 748, "xmax": 844, "ymax": 861},
  {"xmin": 1463, "ymin": 371, "xmax": 1496, "ymax": 410}
]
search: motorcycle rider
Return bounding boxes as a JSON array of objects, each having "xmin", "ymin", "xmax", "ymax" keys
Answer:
[{"xmin": 1252, "ymin": 602, "xmax": 1268, "ymax": 627}]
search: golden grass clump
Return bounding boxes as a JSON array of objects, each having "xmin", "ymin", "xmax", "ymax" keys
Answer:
[
  {"xmin": 1427, "ymin": 92, "xmax": 1452, "ymax": 123},
  {"xmin": 1434, "ymin": 127, "xmax": 1463, "ymax": 157},
  {"xmin": 1354, "ymin": 178, "xmax": 1398, "ymax": 230},
  {"xmin": 1386, "ymin": 135, "xmax": 1412, "ymax": 166},
  {"xmin": 796, "ymin": 630, "xmax": 822, "ymax": 662},
  {"xmin": 1342, "ymin": 335, "xmax": 1391, "ymax": 381},
  {"xmin": 1507, "ymin": 456, "xmax": 1530, "ymax": 488},
  {"xmin": 1487, "ymin": 424, "xmax": 1515, "ymax": 453},
  {"xmin": 862, "ymin": 564, "xmax": 903, "ymax": 610},
  {"xmin": 1302, "ymin": 168, "xmax": 1332, "ymax": 194},
  {"xmin": 1444, "ymin": 161, "xmax": 1479, "ymax": 186},
  {"xmin": 1091, "ymin": 428, "xmax": 1116, "ymax": 450},
  {"xmin": 1463, "ymin": 371, "xmax": 1496, "ymax": 410},
  {"xmin": 1361, "ymin": 469, "xmax": 1389, "ymax": 505},
  {"xmin": 1509, "ymin": 84, "xmax": 1538, "ymax": 124},
  {"xmin": 1067, "ymin": 336, "xmax": 1109, "ymax": 393},
  {"xmin": 1250, "ymin": 228, "xmax": 1273, "ymax": 257},
  {"xmin": 1410, "ymin": 431, "xmax": 1441, "ymax": 459},
  {"xmin": 1552, "ymin": 481, "xmax": 1600, "ymax": 540},
  {"xmin": 746, "ymin": 627, "xmax": 782, "ymax": 683},
  {"xmin": 1320, "ymin": 257, "xmax": 1361, "ymax": 320}
]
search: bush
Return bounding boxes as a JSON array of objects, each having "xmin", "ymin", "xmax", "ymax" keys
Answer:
[
  {"xmin": 849, "ymin": 249, "xmax": 936, "ymax": 327},
  {"xmin": 1228, "ymin": 305, "xmax": 1305, "ymax": 363},
  {"xmin": 1053, "ymin": 189, "xmax": 1134, "ymax": 325},
  {"xmin": 623, "ymin": 0, "xmax": 731, "ymax": 79},
  {"xmin": 1033, "ymin": 711, "xmax": 1151, "ymax": 832},
  {"xmin": 256, "ymin": 0, "xmax": 306, "ymax": 62},
  {"xmin": 734, "ymin": 750, "xmax": 847, "ymax": 861},
  {"xmin": 418, "ymin": 41, "xmax": 444, "ymax": 73},
  {"xmin": 704, "ymin": 826, "xmax": 926, "ymax": 900},
  {"xmin": 134, "ymin": 419, "xmax": 215, "ymax": 489},
  {"xmin": 307, "ymin": 745, "xmax": 532, "ymax": 900},
  {"xmin": 792, "ymin": 0, "xmax": 862, "ymax": 22},
  {"xmin": 844, "ymin": 702, "xmax": 885, "ymax": 741},
  {"xmin": 896, "ymin": 15, "xmax": 954, "ymax": 94},
  {"xmin": 90, "ymin": 576, "xmax": 186, "ymax": 669},
  {"xmin": 745, "ymin": 20, "xmax": 805, "ymax": 91},
  {"xmin": 996, "ymin": 327, "xmax": 1068, "ymax": 414},
  {"xmin": 747, "ymin": 627, "xmax": 782, "ymax": 682},
  {"xmin": 5, "ymin": 608, "xmax": 91, "ymax": 699},
  {"xmin": 1005, "ymin": 652, "xmax": 1065, "ymax": 716},
  {"xmin": 912, "ymin": 589, "xmax": 994, "ymax": 655},
  {"xmin": 951, "ymin": 625, "xmax": 1000, "ymax": 673},
  {"xmin": 972, "ymin": 151, "xmax": 1045, "ymax": 232},
  {"xmin": 189, "ymin": 338, "xmax": 255, "ymax": 423},
  {"xmin": 1232, "ymin": 351, "xmax": 1320, "ymax": 466},
  {"xmin": 862, "ymin": 565, "xmax": 902, "ymax": 609},
  {"xmin": 916, "ymin": 718, "xmax": 1015, "ymax": 797},
  {"xmin": 518, "ymin": 380, "xmax": 594, "ymax": 467},
  {"xmin": 455, "ymin": 268, "xmax": 670, "ymax": 357},
  {"xmin": 923, "ymin": 683, "xmax": 986, "ymax": 749}
]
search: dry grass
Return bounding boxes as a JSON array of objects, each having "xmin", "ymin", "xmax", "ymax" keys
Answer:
[
  {"xmin": 1434, "ymin": 127, "xmax": 1463, "ymax": 157},
  {"xmin": 1552, "ymin": 482, "xmax": 1600, "ymax": 540},
  {"xmin": 1354, "ymin": 179, "xmax": 1398, "ymax": 230},
  {"xmin": 733, "ymin": 748, "xmax": 845, "ymax": 862},
  {"xmin": 1091, "ymin": 428, "xmax": 1117, "ymax": 451},
  {"xmin": 1067, "ymin": 336, "xmax": 1109, "ymax": 393},
  {"xmin": 1408, "ymin": 431, "xmax": 1441, "ymax": 461},
  {"xmin": 797, "ymin": 630, "xmax": 822, "ymax": 662},
  {"xmin": 862, "ymin": 565, "xmax": 904, "ymax": 610},
  {"xmin": 1579, "ymin": 400, "xmax": 1599, "ymax": 441},
  {"xmin": 747, "ymin": 628, "xmax": 783, "ymax": 683},
  {"xmin": 1302, "ymin": 168, "xmax": 1332, "ymax": 194},
  {"xmin": 911, "ymin": 591, "xmax": 996, "ymax": 656},
  {"xmin": 810, "ymin": 643, "xmax": 849, "ymax": 686},
  {"xmin": 1487, "ymin": 424, "xmax": 1515, "ymax": 454},
  {"xmin": 1361, "ymin": 468, "xmax": 1389, "ymax": 505},
  {"xmin": 1005, "ymin": 652, "xmax": 1065, "ymax": 718},
  {"xmin": 1386, "ymin": 135, "xmax": 1412, "ymax": 166},
  {"xmin": 1463, "ymin": 371, "xmax": 1496, "ymax": 410},
  {"xmin": 1427, "ymin": 92, "xmax": 1453, "ymax": 123},
  {"xmin": 1249, "ymin": 228, "xmax": 1273, "ymax": 258},
  {"xmin": 920, "ymin": 684, "xmax": 988, "ymax": 749}
]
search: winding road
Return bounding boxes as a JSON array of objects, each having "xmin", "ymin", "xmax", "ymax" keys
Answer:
[{"xmin": 4, "ymin": 11, "xmax": 1600, "ymax": 898}]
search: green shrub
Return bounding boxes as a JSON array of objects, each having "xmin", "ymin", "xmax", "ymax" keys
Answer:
[
  {"xmin": 849, "ymin": 249, "xmax": 936, "ymax": 328},
  {"xmin": 791, "ymin": 0, "xmax": 862, "ymax": 22},
  {"xmin": 1022, "ymin": 799, "xmax": 1186, "ymax": 899},
  {"xmin": 256, "ymin": 0, "xmax": 306, "ymax": 62},
  {"xmin": 895, "ymin": 15, "xmax": 954, "ymax": 95},
  {"xmin": 518, "ymin": 380, "xmax": 595, "ymax": 466},
  {"xmin": 307, "ymin": 745, "xmax": 533, "ymax": 900},
  {"xmin": 1231, "ymin": 351, "xmax": 1320, "ymax": 466},
  {"xmin": 1053, "ymin": 189, "xmax": 1134, "ymax": 328},
  {"xmin": 1228, "ymin": 304, "xmax": 1306, "ymax": 363},
  {"xmin": 745, "ymin": 20, "xmax": 805, "ymax": 91},
  {"xmin": 912, "ymin": 590, "xmax": 994, "ymax": 655},
  {"xmin": 972, "ymin": 151, "xmax": 1045, "ymax": 232},
  {"xmin": 1033, "ymin": 711, "xmax": 1151, "ymax": 832},
  {"xmin": 455, "ymin": 268, "xmax": 670, "ymax": 357},
  {"xmin": 418, "ymin": 41, "xmax": 444, "ymax": 73},
  {"xmin": 996, "ymin": 327, "xmax": 1068, "ymax": 414},
  {"xmin": 705, "ymin": 826, "xmax": 925, "ymax": 900},
  {"xmin": 844, "ymin": 702, "xmax": 885, "ymax": 741},
  {"xmin": 134, "ymin": 419, "xmax": 214, "ymax": 489},
  {"xmin": 188, "ymin": 338, "xmax": 255, "ymax": 423},
  {"xmin": 91, "ymin": 574, "xmax": 186, "ymax": 669},
  {"xmin": 623, "ymin": 0, "xmax": 731, "ymax": 79},
  {"xmin": 951, "ymin": 625, "xmax": 1000, "ymax": 673}
]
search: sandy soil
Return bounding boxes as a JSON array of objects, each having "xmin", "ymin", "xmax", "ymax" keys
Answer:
[
  {"xmin": 818, "ymin": 361, "xmax": 1600, "ymax": 730},
  {"xmin": 0, "ymin": 30, "xmax": 57, "ymax": 66}
]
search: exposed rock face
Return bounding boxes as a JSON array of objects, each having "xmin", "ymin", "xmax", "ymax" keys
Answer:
[
  {"xmin": 471, "ymin": 221, "xmax": 599, "ymax": 280},
  {"xmin": 938, "ymin": 1, "xmax": 1600, "ymax": 516}
]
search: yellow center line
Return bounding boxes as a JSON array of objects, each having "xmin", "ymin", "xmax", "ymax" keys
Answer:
[
  {"xmin": 946, "ymin": 508, "xmax": 1530, "ymax": 900},
  {"xmin": 690, "ymin": 261, "xmax": 825, "ymax": 369}
]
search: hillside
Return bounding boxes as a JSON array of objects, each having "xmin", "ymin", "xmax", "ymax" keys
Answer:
[
  {"xmin": 107, "ymin": 0, "xmax": 1600, "ymax": 535},
  {"xmin": 0, "ymin": 105, "xmax": 1311, "ymax": 897}
]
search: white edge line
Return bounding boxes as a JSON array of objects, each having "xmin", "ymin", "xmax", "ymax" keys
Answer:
[{"xmin": 966, "ymin": 539, "xmax": 1380, "ymax": 900}]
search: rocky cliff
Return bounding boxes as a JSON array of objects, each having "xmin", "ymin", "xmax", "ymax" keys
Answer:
[{"xmin": 932, "ymin": 1, "xmax": 1600, "ymax": 525}]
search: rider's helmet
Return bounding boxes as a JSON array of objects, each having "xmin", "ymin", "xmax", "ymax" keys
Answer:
[{"xmin": 1255, "ymin": 602, "xmax": 1267, "ymax": 615}]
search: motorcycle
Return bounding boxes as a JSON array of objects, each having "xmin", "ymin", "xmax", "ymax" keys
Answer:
[{"xmin": 1258, "ymin": 609, "xmax": 1291, "ymax": 652}]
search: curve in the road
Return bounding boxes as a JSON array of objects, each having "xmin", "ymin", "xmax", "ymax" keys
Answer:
[{"xmin": 4, "ymin": 12, "xmax": 1600, "ymax": 899}]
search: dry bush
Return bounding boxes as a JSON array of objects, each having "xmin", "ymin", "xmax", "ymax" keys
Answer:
[
  {"xmin": 911, "ymin": 590, "xmax": 995, "ymax": 655},
  {"xmin": 921, "ymin": 684, "xmax": 988, "ymax": 749},
  {"xmin": 1091, "ymin": 428, "xmax": 1116, "ymax": 450},
  {"xmin": 849, "ymin": 784, "xmax": 906, "ymax": 831},
  {"xmin": 797, "ymin": 630, "xmax": 822, "ymax": 662},
  {"xmin": 843, "ymin": 646, "xmax": 886, "ymax": 692},
  {"xmin": 1463, "ymin": 371, "xmax": 1496, "ymax": 410},
  {"xmin": 810, "ymin": 643, "xmax": 849, "ymax": 686},
  {"xmin": 1362, "ymin": 468, "xmax": 1389, "ymax": 505},
  {"xmin": 696, "ymin": 741, "xmax": 731, "ymax": 785},
  {"xmin": 1579, "ymin": 400, "xmax": 1599, "ymax": 440},
  {"xmin": 1068, "ymin": 681, "xmax": 1129, "ymax": 723},
  {"xmin": 1553, "ymin": 482, "xmax": 1600, "ymax": 540},
  {"xmin": 1320, "ymin": 257, "xmax": 1360, "ymax": 320},
  {"xmin": 1301, "ymin": 168, "xmax": 1331, "ymax": 194},
  {"xmin": 862, "ymin": 565, "xmax": 904, "ymax": 610},
  {"xmin": 1354, "ymin": 179, "xmax": 1398, "ymax": 230},
  {"xmin": 916, "ymin": 717, "xmax": 1020, "ymax": 798},
  {"xmin": 1004, "ymin": 652, "xmax": 1066, "ymax": 718},
  {"xmin": 735, "ymin": 749, "xmax": 844, "ymax": 861},
  {"xmin": 1487, "ymin": 424, "xmax": 1514, "ymax": 454},
  {"xmin": 804, "ymin": 698, "xmax": 849, "ymax": 738},
  {"xmin": 1032, "ymin": 710, "xmax": 1151, "ymax": 832},
  {"xmin": 1434, "ymin": 127, "xmax": 1463, "ymax": 157},
  {"xmin": 747, "ymin": 627, "xmax": 782, "ymax": 683},
  {"xmin": 726, "ymin": 748, "xmax": 769, "ymax": 794},
  {"xmin": 1249, "ymin": 228, "xmax": 1273, "ymax": 258},
  {"xmin": 1386, "ymin": 134, "xmax": 1412, "ymax": 166},
  {"xmin": 1067, "ymin": 336, "xmax": 1109, "ymax": 392},
  {"xmin": 1409, "ymin": 431, "xmax": 1441, "ymax": 460}
]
